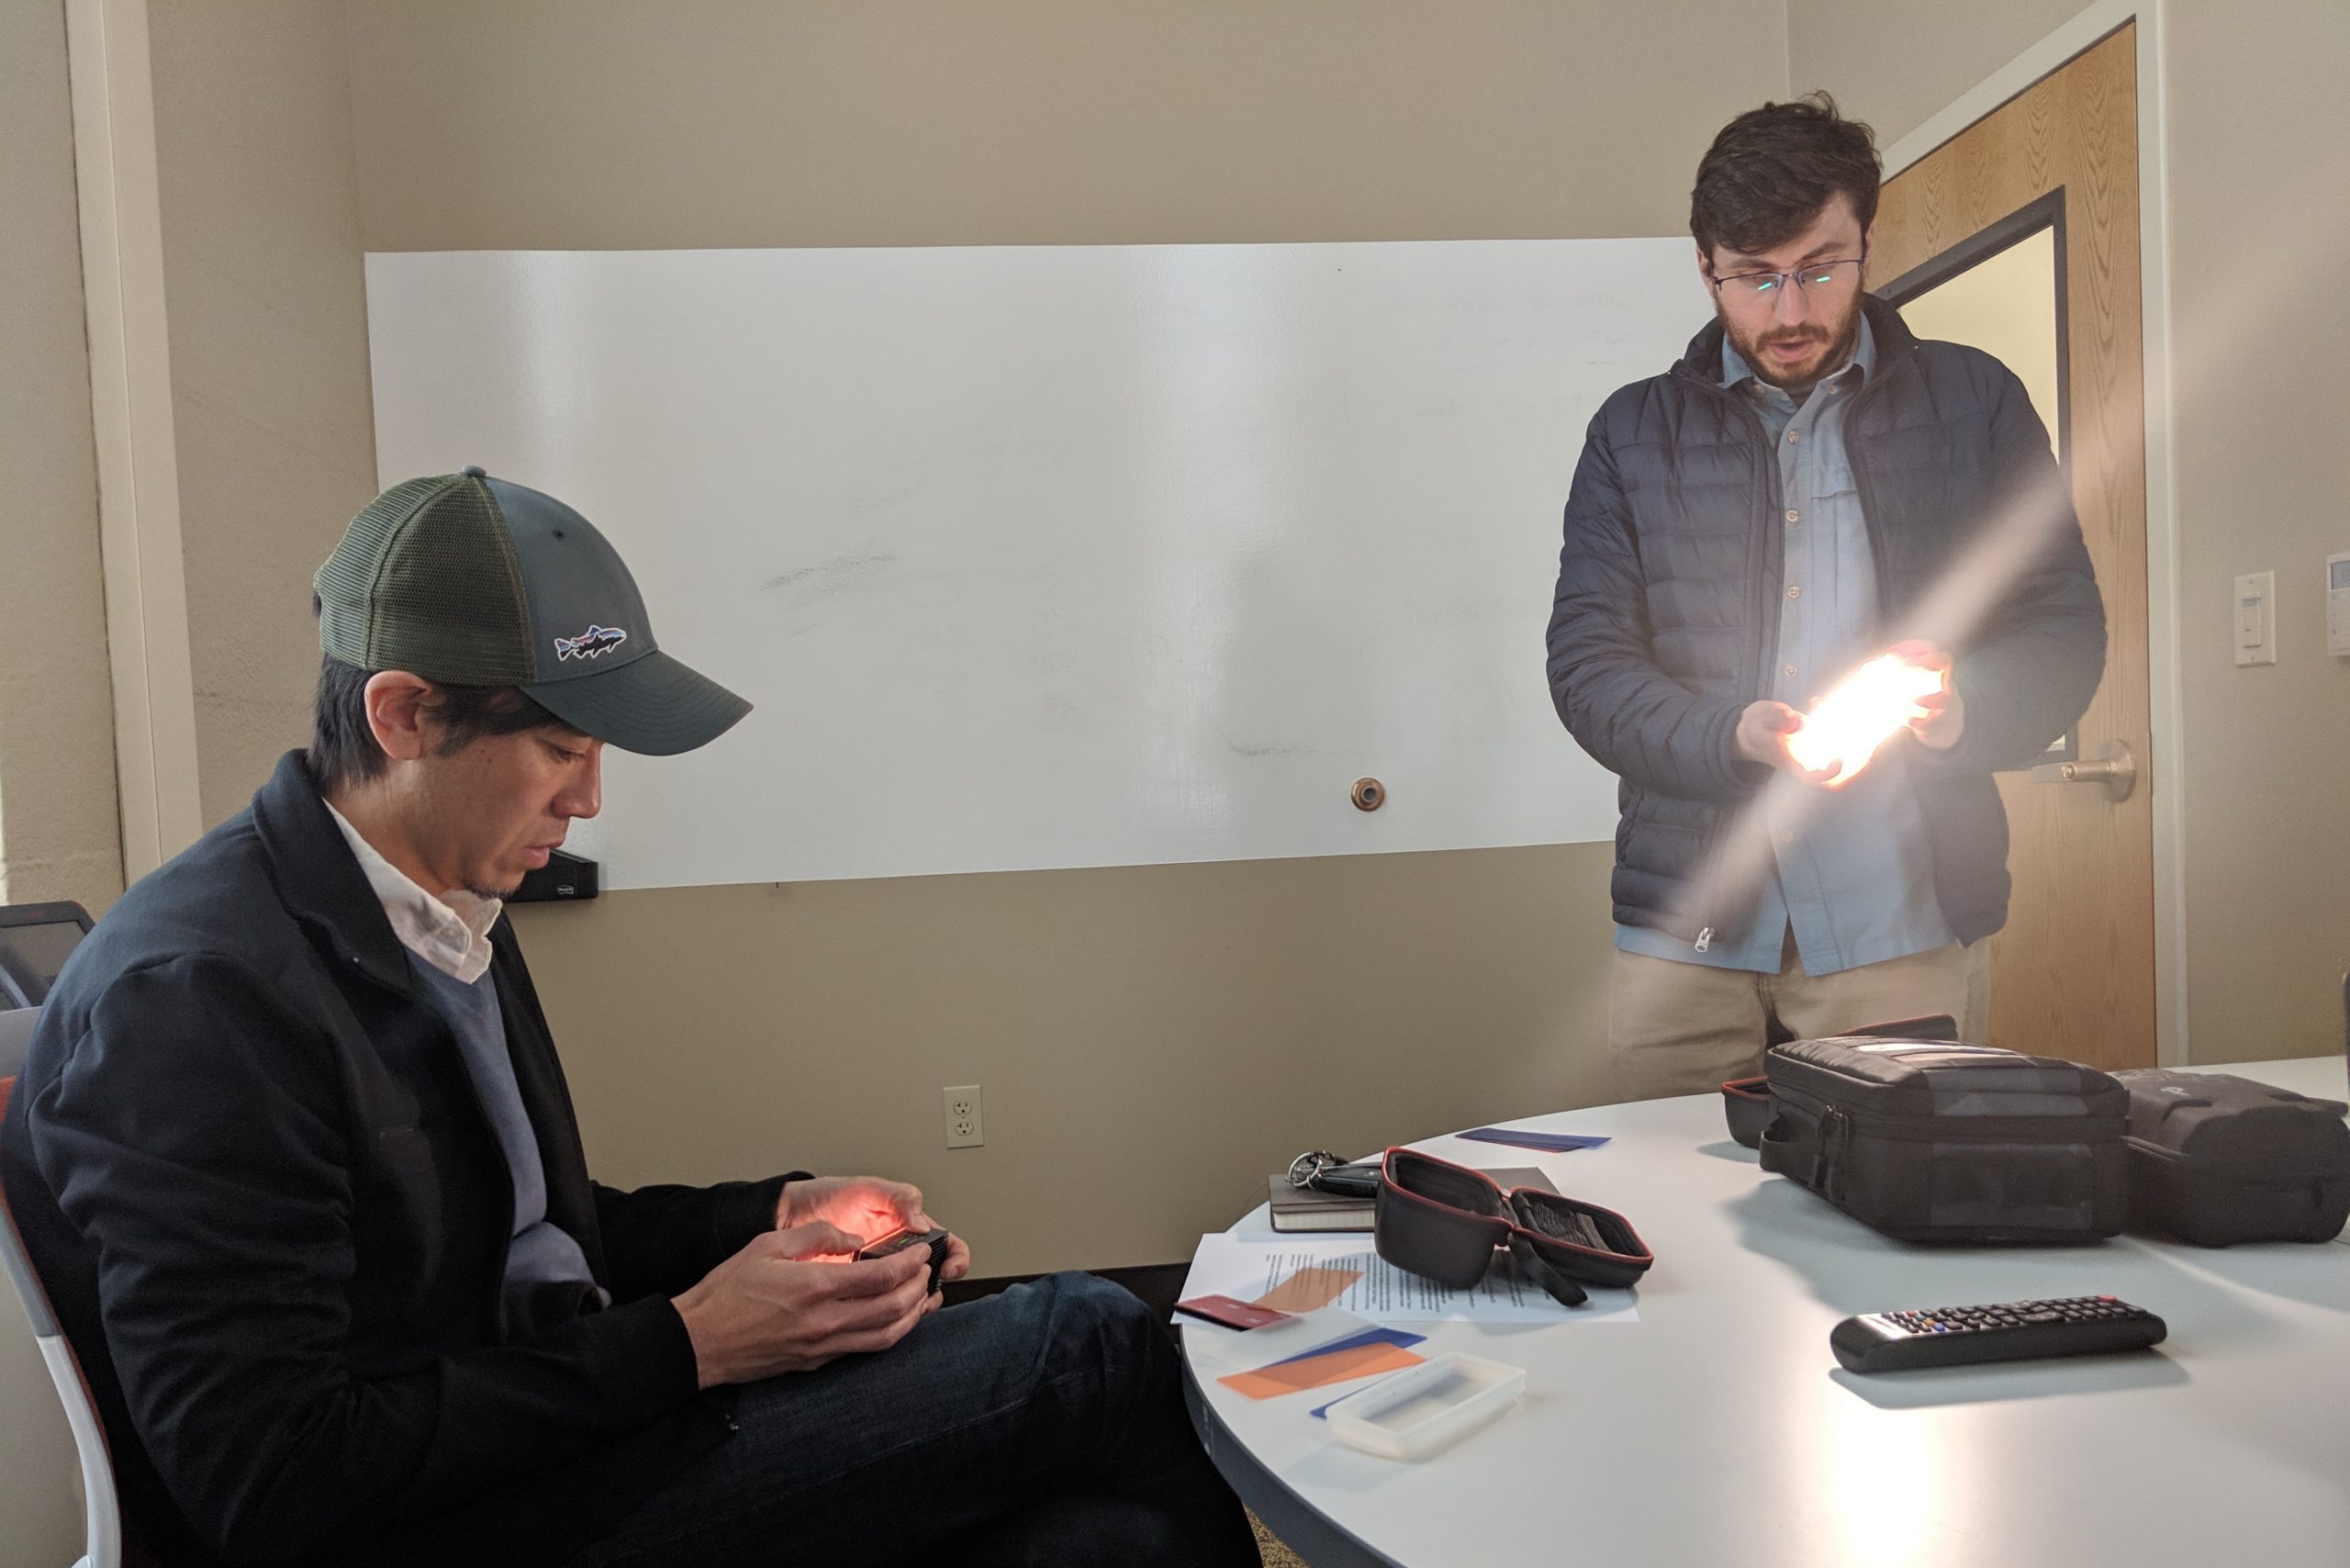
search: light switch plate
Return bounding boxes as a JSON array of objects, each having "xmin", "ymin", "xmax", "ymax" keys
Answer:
[
  {"xmin": 2328, "ymin": 553, "xmax": 2350, "ymax": 656},
  {"xmin": 2234, "ymin": 571, "xmax": 2277, "ymax": 666}
]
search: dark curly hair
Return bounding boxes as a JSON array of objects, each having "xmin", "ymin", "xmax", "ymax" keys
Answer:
[{"xmin": 1691, "ymin": 92, "xmax": 1882, "ymax": 260}]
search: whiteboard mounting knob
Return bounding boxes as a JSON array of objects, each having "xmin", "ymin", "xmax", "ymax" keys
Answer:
[{"xmin": 1351, "ymin": 778, "xmax": 1386, "ymax": 812}]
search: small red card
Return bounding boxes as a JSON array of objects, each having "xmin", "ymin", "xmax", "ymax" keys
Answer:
[{"xmin": 1176, "ymin": 1294, "xmax": 1292, "ymax": 1331}]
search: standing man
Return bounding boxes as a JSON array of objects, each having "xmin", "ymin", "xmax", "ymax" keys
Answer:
[
  {"xmin": 1546, "ymin": 95, "xmax": 2105, "ymax": 1100},
  {"xmin": 2, "ymin": 470, "xmax": 1257, "ymax": 1567}
]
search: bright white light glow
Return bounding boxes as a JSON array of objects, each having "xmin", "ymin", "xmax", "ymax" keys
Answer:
[{"xmin": 1785, "ymin": 655, "xmax": 1943, "ymax": 786}]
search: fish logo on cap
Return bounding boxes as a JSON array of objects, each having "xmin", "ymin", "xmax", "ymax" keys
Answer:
[{"xmin": 554, "ymin": 624, "xmax": 630, "ymax": 662}]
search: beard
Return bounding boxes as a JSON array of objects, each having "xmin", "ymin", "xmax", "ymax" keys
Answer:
[{"xmin": 1720, "ymin": 294, "xmax": 1864, "ymax": 394}]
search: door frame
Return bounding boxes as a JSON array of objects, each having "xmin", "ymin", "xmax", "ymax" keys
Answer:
[
  {"xmin": 1880, "ymin": 0, "xmax": 2186, "ymax": 1067},
  {"xmin": 64, "ymin": 0, "xmax": 205, "ymax": 881}
]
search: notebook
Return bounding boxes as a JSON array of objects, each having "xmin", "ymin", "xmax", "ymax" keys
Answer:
[{"xmin": 1268, "ymin": 1176, "xmax": 1374, "ymax": 1233}]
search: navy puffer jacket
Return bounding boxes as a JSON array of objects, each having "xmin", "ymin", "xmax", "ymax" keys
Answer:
[{"xmin": 1546, "ymin": 295, "xmax": 2105, "ymax": 948}]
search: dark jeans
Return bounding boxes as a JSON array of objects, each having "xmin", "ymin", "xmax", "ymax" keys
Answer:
[{"xmin": 565, "ymin": 1272, "xmax": 1257, "ymax": 1567}]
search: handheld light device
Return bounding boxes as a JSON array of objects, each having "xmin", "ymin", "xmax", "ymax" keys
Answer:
[{"xmin": 1785, "ymin": 654, "xmax": 1944, "ymax": 786}]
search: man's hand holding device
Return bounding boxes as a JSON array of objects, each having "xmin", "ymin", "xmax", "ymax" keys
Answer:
[
  {"xmin": 671, "ymin": 1175, "xmax": 968, "ymax": 1389},
  {"xmin": 1734, "ymin": 699, "xmax": 1841, "ymax": 785},
  {"xmin": 856, "ymin": 1226, "xmax": 956, "ymax": 1296},
  {"xmin": 778, "ymin": 1173, "xmax": 972, "ymax": 1297},
  {"xmin": 1886, "ymin": 639, "xmax": 1965, "ymax": 751},
  {"xmin": 1738, "ymin": 642, "xmax": 1963, "ymax": 789}
]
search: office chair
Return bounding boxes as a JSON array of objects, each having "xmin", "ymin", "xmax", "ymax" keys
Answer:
[{"xmin": 1, "ymin": 1005, "xmax": 124, "ymax": 1568}]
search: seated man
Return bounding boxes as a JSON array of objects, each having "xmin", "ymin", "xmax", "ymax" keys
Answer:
[{"xmin": 0, "ymin": 469, "xmax": 1257, "ymax": 1568}]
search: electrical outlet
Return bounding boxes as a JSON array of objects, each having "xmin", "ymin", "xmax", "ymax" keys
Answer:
[{"xmin": 944, "ymin": 1084, "xmax": 983, "ymax": 1148}]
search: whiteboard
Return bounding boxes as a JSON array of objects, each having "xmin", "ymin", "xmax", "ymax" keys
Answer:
[{"xmin": 365, "ymin": 241, "xmax": 1702, "ymax": 890}]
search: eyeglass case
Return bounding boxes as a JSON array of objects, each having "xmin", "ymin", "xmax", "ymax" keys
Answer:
[
  {"xmin": 2111, "ymin": 1070, "xmax": 2350, "ymax": 1246},
  {"xmin": 1758, "ymin": 1036, "xmax": 2129, "ymax": 1244},
  {"xmin": 1374, "ymin": 1148, "xmax": 1653, "ymax": 1305}
]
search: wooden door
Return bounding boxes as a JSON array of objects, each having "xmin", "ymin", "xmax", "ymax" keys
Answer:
[{"xmin": 1871, "ymin": 24, "xmax": 2155, "ymax": 1070}]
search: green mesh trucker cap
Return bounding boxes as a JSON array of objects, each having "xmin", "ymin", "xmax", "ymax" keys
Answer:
[{"xmin": 314, "ymin": 468, "xmax": 751, "ymax": 756}]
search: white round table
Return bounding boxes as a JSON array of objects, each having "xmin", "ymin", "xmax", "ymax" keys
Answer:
[{"xmin": 1181, "ymin": 1057, "xmax": 2350, "ymax": 1568}]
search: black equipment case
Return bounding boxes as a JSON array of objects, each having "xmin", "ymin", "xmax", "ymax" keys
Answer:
[
  {"xmin": 1759, "ymin": 1036, "xmax": 2130, "ymax": 1243},
  {"xmin": 2111, "ymin": 1069, "xmax": 2350, "ymax": 1246},
  {"xmin": 1722, "ymin": 1014, "xmax": 1960, "ymax": 1149}
]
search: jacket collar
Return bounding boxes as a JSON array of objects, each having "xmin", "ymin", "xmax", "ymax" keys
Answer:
[
  {"xmin": 1672, "ymin": 292, "xmax": 1920, "ymax": 387},
  {"xmin": 251, "ymin": 749, "xmax": 419, "ymax": 998}
]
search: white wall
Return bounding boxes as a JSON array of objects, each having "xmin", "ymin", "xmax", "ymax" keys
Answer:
[{"xmin": 363, "ymin": 240, "xmax": 1696, "ymax": 888}]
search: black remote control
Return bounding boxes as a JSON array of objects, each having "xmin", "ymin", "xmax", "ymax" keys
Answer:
[
  {"xmin": 1830, "ymin": 1295, "xmax": 2166, "ymax": 1372},
  {"xmin": 856, "ymin": 1227, "xmax": 953, "ymax": 1295}
]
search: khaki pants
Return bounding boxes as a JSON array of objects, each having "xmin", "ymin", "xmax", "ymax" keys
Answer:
[{"xmin": 1608, "ymin": 935, "xmax": 1992, "ymax": 1102}]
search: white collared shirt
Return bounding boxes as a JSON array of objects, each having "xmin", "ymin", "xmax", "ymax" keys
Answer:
[{"xmin": 325, "ymin": 803, "xmax": 503, "ymax": 984}]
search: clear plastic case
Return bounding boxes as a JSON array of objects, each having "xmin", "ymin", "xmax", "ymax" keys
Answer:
[{"xmin": 1321, "ymin": 1352, "xmax": 1526, "ymax": 1460}]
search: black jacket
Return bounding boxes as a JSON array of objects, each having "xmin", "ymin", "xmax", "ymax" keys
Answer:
[
  {"xmin": 0, "ymin": 752, "xmax": 792, "ymax": 1567},
  {"xmin": 1545, "ymin": 296, "xmax": 2106, "ymax": 946}
]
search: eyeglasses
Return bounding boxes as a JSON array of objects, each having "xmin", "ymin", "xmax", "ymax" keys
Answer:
[{"xmin": 1709, "ymin": 256, "xmax": 1865, "ymax": 303}]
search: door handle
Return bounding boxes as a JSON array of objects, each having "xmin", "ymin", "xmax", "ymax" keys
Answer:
[{"xmin": 2028, "ymin": 739, "xmax": 2136, "ymax": 802}]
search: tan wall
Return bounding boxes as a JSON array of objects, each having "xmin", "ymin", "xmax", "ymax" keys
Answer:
[
  {"xmin": 0, "ymin": 0, "xmax": 122, "ymax": 918},
  {"xmin": 516, "ymin": 843, "xmax": 1617, "ymax": 1275},
  {"xmin": 1785, "ymin": 0, "xmax": 2090, "ymax": 147},
  {"xmin": 148, "ymin": 0, "xmax": 379, "ymax": 828},
  {"xmin": 338, "ymin": 0, "xmax": 1790, "ymax": 1278},
  {"xmin": 348, "ymin": 0, "xmax": 1781, "ymax": 252},
  {"xmin": 0, "ymin": 0, "xmax": 112, "ymax": 1558}
]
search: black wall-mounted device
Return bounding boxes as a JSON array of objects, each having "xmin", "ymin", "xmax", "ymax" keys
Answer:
[{"xmin": 510, "ymin": 850, "xmax": 600, "ymax": 903}]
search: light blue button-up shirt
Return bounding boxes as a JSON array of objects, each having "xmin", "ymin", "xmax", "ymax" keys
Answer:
[{"xmin": 1617, "ymin": 318, "xmax": 1953, "ymax": 976}]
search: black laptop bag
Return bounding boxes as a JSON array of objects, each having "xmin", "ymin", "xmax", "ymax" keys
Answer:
[
  {"xmin": 2112, "ymin": 1070, "xmax": 2350, "ymax": 1246},
  {"xmin": 1759, "ymin": 1036, "xmax": 2130, "ymax": 1243}
]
